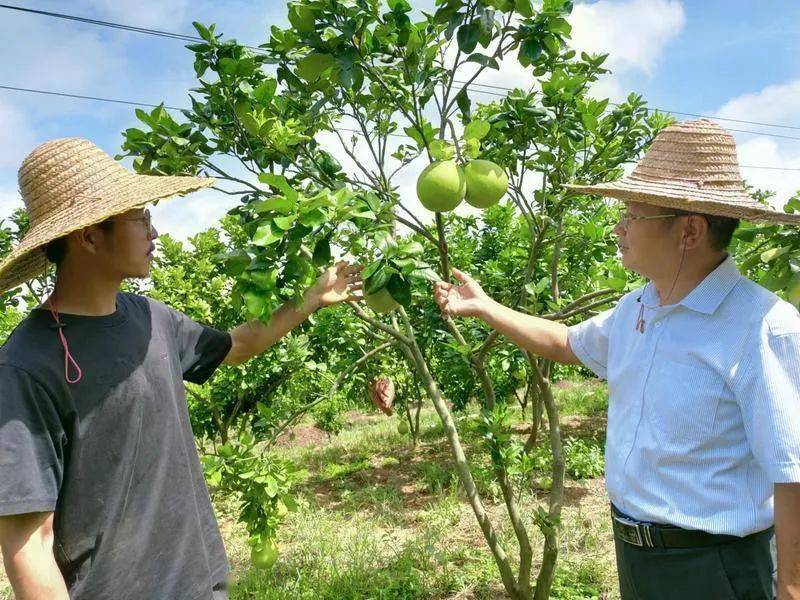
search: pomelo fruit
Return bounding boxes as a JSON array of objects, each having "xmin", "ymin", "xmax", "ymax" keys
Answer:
[
  {"xmin": 416, "ymin": 160, "xmax": 466, "ymax": 212},
  {"xmin": 464, "ymin": 160, "xmax": 508, "ymax": 209},
  {"xmin": 251, "ymin": 539, "xmax": 279, "ymax": 569},
  {"xmin": 365, "ymin": 287, "xmax": 400, "ymax": 314},
  {"xmin": 397, "ymin": 421, "xmax": 410, "ymax": 435}
]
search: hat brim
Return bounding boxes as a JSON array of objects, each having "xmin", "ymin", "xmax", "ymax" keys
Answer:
[
  {"xmin": 0, "ymin": 173, "xmax": 215, "ymax": 294},
  {"xmin": 566, "ymin": 178, "xmax": 800, "ymax": 227}
]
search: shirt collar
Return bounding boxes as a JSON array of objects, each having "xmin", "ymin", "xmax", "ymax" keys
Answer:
[
  {"xmin": 639, "ymin": 254, "xmax": 741, "ymax": 315},
  {"xmin": 679, "ymin": 254, "xmax": 742, "ymax": 315}
]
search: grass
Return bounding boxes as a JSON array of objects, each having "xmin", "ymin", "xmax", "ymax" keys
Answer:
[
  {"xmin": 0, "ymin": 379, "xmax": 617, "ymax": 599},
  {"xmin": 223, "ymin": 379, "xmax": 618, "ymax": 599}
]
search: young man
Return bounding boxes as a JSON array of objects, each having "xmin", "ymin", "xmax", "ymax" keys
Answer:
[
  {"xmin": 0, "ymin": 138, "xmax": 362, "ymax": 600},
  {"xmin": 434, "ymin": 119, "xmax": 800, "ymax": 600}
]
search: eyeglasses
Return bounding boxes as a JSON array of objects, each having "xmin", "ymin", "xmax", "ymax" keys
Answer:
[
  {"xmin": 117, "ymin": 209, "xmax": 153, "ymax": 235},
  {"xmin": 617, "ymin": 212, "xmax": 680, "ymax": 230}
]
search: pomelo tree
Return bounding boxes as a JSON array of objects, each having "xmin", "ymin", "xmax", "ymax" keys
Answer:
[{"xmin": 117, "ymin": 0, "xmax": 790, "ymax": 596}]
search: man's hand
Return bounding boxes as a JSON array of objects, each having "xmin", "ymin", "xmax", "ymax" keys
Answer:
[
  {"xmin": 434, "ymin": 268, "xmax": 493, "ymax": 318},
  {"xmin": 433, "ymin": 266, "xmax": 580, "ymax": 365},
  {"xmin": 225, "ymin": 261, "xmax": 363, "ymax": 366},
  {"xmin": 305, "ymin": 261, "xmax": 363, "ymax": 310}
]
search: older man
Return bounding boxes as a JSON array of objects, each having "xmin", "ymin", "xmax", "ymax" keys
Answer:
[{"xmin": 434, "ymin": 119, "xmax": 800, "ymax": 599}]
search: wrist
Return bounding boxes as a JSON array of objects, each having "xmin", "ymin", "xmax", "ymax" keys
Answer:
[
  {"xmin": 300, "ymin": 291, "xmax": 322, "ymax": 315},
  {"xmin": 474, "ymin": 295, "xmax": 497, "ymax": 322}
]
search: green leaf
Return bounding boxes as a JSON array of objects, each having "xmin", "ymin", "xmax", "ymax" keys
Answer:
[
  {"xmin": 253, "ymin": 79, "xmax": 278, "ymax": 105},
  {"xmin": 464, "ymin": 119, "xmax": 491, "ymax": 141},
  {"xmin": 296, "ymin": 53, "xmax": 335, "ymax": 82},
  {"xmin": 218, "ymin": 250, "xmax": 251, "ymax": 276},
  {"xmin": 252, "ymin": 222, "xmax": 282, "ymax": 246},
  {"xmin": 457, "ymin": 23, "xmax": 480, "ymax": 54},
  {"xmin": 240, "ymin": 113, "xmax": 262, "ymax": 138},
  {"xmin": 465, "ymin": 53, "xmax": 500, "ymax": 69},
  {"xmin": 518, "ymin": 39, "xmax": 543, "ymax": 67},
  {"xmin": 361, "ymin": 259, "xmax": 383, "ymax": 281},
  {"xmin": 464, "ymin": 138, "xmax": 481, "ymax": 158},
  {"xmin": 259, "ymin": 173, "xmax": 298, "ymax": 203},
  {"xmin": 581, "ymin": 113, "xmax": 598, "ymax": 132},
  {"xmin": 515, "ymin": 0, "xmax": 534, "ymax": 17},
  {"xmin": 193, "ymin": 22, "xmax": 216, "ymax": 44},
  {"xmin": 312, "ymin": 236, "xmax": 332, "ymax": 267},
  {"xmin": 298, "ymin": 208, "xmax": 327, "ymax": 227},
  {"xmin": 761, "ymin": 246, "xmax": 791, "ymax": 263},
  {"xmin": 253, "ymin": 196, "xmax": 295, "ymax": 214},
  {"xmin": 430, "ymin": 139, "xmax": 455, "ymax": 161},
  {"xmin": 386, "ymin": 274, "xmax": 412, "ymax": 306},
  {"xmin": 456, "ymin": 88, "xmax": 471, "ymax": 118},
  {"xmin": 409, "ymin": 267, "xmax": 442, "ymax": 283},
  {"xmin": 273, "ymin": 215, "xmax": 295, "ymax": 231}
]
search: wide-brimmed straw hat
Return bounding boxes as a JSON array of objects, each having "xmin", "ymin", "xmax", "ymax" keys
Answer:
[
  {"xmin": 0, "ymin": 137, "xmax": 215, "ymax": 294},
  {"xmin": 566, "ymin": 118, "xmax": 800, "ymax": 226}
]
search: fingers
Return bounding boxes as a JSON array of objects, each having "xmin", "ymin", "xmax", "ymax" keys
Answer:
[{"xmin": 451, "ymin": 268, "xmax": 471, "ymax": 284}]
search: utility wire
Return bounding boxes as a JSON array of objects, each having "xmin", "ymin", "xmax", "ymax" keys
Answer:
[
  {"xmin": 2, "ymin": 83, "xmax": 800, "ymax": 171},
  {"xmin": 3, "ymin": 2, "xmax": 799, "ymax": 133},
  {"xmin": 0, "ymin": 3, "xmax": 269, "ymax": 54}
]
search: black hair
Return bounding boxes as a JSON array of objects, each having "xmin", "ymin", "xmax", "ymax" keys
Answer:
[
  {"xmin": 45, "ymin": 219, "xmax": 115, "ymax": 268},
  {"xmin": 667, "ymin": 208, "xmax": 739, "ymax": 252}
]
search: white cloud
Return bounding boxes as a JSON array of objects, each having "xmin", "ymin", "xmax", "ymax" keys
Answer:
[
  {"xmin": 79, "ymin": 0, "xmax": 191, "ymax": 29},
  {"xmin": 716, "ymin": 79, "xmax": 800, "ymax": 130},
  {"xmin": 712, "ymin": 78, "xmax": 800, "ymax": 206},
  {"xmin": 734, "ymin": 137, "xmax": 800, "ymax": 206},
  {"xmin": 570, "ymin": 0, "xmax": 685, "ymax": 75}
]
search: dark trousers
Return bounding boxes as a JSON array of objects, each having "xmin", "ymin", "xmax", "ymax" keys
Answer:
[{"xmin": 614, "ymin": 519, "xmax": 776, "ymax": 600}]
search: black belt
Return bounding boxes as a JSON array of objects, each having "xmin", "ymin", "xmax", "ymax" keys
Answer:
[{"xmin": 611, "ymin": 505, "xmax": 769, "ymax": 549}]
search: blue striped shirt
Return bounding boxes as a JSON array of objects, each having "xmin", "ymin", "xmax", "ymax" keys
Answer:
[{"xmin": 568, "ymin": 255, "xmax": 800, "ymax": 536}]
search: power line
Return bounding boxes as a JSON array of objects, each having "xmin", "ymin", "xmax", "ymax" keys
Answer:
[
  {"xmin": 457, "ymin": 79, "xmax": 800, "ymax": 131},
  {"xmin": 3, "ymin": 2, "xmax": 799, "ymax": 134},
  {"xmin": 3, "ymin": 83, "xmax": 800, "ymax": 172},
  {"xmin": 0, "ymin": 3, "xmax": 269, "ymax": 55}
]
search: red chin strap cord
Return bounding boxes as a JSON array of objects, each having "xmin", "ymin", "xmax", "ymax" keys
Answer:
[{"xmin": 47, "ymin": 296, "xmax": 83, "ymax": 384}]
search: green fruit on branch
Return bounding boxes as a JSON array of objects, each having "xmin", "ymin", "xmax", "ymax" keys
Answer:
[
  {"xmin": 464, "ymin": 160, "xmax": 508, "ymax": 208},
  {"xmin": 365, "ymin": 287, "xmax": 400, "ymax": 314},
  {"xmin": 416, "ymin": 160, "xmax": 466, "ymax": 212},
  {"xmin": 250, "ymin": 539, "xmax": 279, "ymax": 570},
  {"xmin": 397, "ymin": 420, "xmax": 410, "ymax": 435}
]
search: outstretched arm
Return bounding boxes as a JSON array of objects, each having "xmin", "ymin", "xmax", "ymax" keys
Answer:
[
  {"xmin": 224, "ymin": 261, "xmax": 362, "ymax": 366},
  {"xmin": 434, "ymin": 268, "xmax": 580, "ymax": 365}
]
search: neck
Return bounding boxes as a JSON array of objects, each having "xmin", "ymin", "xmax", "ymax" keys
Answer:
[
  {"xmin": 651, "ymin": 251, "xmax": 727, "ymax": 306},
  {"xmin": 46, "ymin": 263, "xmax": 122, "ymax": 316}
]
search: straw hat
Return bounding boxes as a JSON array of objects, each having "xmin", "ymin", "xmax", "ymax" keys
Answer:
[
  {"xmin": 0, "ymin": 137, "xmax": 215, "ymax": 294},
  {"xmin": 566, "ymin": 118, "xmax": 800, "ymax": 226}
]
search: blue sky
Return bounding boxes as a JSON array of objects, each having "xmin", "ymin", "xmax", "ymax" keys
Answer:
[{"xmin": 1, "ymin": 0, "xmax": 799, "ymax": 240}]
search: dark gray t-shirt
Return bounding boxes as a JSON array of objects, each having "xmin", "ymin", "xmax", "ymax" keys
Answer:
[{"xmin": 0, "ymin": 292, "xmax": 233, "ymax": 600}]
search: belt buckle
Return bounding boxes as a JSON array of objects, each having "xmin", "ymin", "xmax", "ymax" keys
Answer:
[{"xmin": 614, "ymin": 515, "xmax": 654, "ymax": 548}]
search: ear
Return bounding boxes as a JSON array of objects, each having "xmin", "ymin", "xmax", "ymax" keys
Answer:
[
  {"xmin": 73, "ymin": 225, "xmax": 109, "ymax": 255},
  {"xmin": 680, "ymin": 215, "xmax": 708, "ymax": 251}
]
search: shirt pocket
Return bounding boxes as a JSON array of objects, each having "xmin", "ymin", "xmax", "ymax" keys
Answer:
[{"xmin": 645, "ymin": 357, "xmax": 727, "ymax": 444}]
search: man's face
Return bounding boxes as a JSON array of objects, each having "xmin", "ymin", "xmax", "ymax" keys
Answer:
[
  {"xmin": 94, "ymin": 208, "xmax": 159, "ymax": 279},
  {"xmin": 613, "ymin": 201, "xmax": 684, "ymax": 279}
]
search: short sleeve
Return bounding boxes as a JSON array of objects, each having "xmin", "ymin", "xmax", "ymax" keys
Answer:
[
  {"xmin": 0, "ymin": 365, "xmax": 65, "ymax": 515},
  {"xmin": 731, "ymin": 327, "xmax": 800, "ymax": 483},
  {"xmin": 168, "ymin": 309, "xmax": 232, "ymax": 385},
  {"xmin": 568, "ymin": 307, "xmax": 616, "ymax": 379}
]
